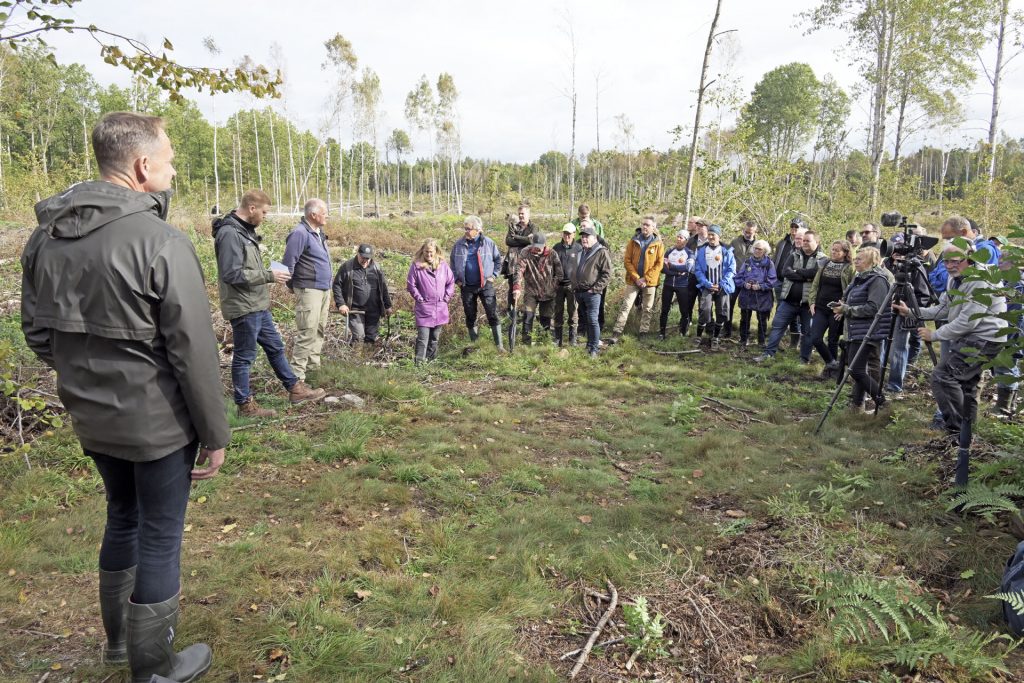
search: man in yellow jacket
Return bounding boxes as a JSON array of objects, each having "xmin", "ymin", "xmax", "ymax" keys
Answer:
[{"xmin": 609, "ymin": 216, "xmax": 665, "ymax": 343}]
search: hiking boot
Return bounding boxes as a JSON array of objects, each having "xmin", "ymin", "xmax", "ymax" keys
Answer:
[
  {"xmin": 238, "ymin": 398, "xmax": 276, "ymax": 418},
  {"xmin": 99, "ymin": 566, "xmax": 135, "ymax": 664},
  {"xmin": 588, "ymin": 349, "xmax": 599, "ymax": 359},
  {"xmin": 288, "ymin": 382, "xmax": 326, "ymax": 405},
  {"xmin": 753, "ymin": 353, "xmax": 773, "ymax": 363},
  {"xmin": 127, "ymin": 593, "xmax": 211, "ymax": 683},
  {"xmin": 711, "ymin": 337, "xmax": 722, "ymax": 350},
  {"xmin": 658, "ymin": 330, "xmax": 667, "ymax": 341}
]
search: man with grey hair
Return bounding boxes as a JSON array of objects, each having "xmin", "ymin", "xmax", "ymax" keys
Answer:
[
  {"xmin": 283, "ymin": 198, "xmax": 333, "ymax": 382},
  {"xmin": 450, "ymin": 215, "xmax": 504, "ymax": 348},
  {"xmin": 895, "ymin": 243, "xmax": 1007, "ymax": 476},
  {"xmin": 22, "ymin": 112, "xmax": 228, "ymax": 682}
]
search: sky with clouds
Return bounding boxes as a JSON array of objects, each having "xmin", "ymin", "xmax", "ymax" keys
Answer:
[{"xmin": 42, "ymin": 0, "xmax": 1024, "ymax": 163}]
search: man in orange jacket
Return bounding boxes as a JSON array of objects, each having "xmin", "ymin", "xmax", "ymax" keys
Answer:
[{"xmin": 608, "ymin": 216, "xmax": 665, "ymax": 343}]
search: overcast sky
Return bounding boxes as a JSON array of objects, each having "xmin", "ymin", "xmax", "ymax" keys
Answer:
[{"xmin": 44, "ymin": 0, "xmax": 1024, "ymax": 163}]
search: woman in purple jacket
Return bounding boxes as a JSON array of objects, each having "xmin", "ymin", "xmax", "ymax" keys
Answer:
[
  {"xmin": 406, "ymin": 239, "xmax": 455, "ymax": 364},
  {"xmin": 736, "ymin": 240, "xmax": 777, "ymax": 346}
]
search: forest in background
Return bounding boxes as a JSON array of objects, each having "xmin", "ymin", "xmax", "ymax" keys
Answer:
[{"xmin": 1, "ymin": 0, "xmax": 1024, "ymax": 236}]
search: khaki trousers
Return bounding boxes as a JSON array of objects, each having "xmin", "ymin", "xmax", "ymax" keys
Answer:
[
  {"xmin": 292, "ymin": 287, "xmax": 331, "ymax": 380},
  {"xmin": 612, "ymin": 283, "xmax": 657, "ymax": 335}
]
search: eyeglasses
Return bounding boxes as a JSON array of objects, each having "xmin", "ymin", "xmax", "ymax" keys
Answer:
[
  {"xmin": 860, "ymin": 231, "xmax": 875, "ymax": 237},
  {"xmin": 942, "ymin": 257, "xmax": 966, "ymax": 265}
]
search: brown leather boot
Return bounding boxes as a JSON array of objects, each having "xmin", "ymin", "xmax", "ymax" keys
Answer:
[
  {"xmin": 238, "ymin": 398, "xmax": 276, "ymax": 418},
  {"xmin": 288, "ymin": 381, "xmax": 327, "ymax": 405}
]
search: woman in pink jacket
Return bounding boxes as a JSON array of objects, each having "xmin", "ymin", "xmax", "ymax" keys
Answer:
[{"xmin": 406, "ymin": 238, "xmax": 455, "ymax": 364}]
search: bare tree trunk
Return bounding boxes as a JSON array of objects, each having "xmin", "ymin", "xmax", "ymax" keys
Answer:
[
  {"xmin": 252, "ymin": 109, "xmax": 264, "ymax": 189},
  {"xmin": 684, "ymin": 0, "xmax": 723, "ymax": 219},
  {"xmin": 891, "ymin": 72, "xmax": 911, "ymax": 192},
  {"xmin": 868, "ymin": 2, "xmax": 897, "ymax": 214},
  {"xmin": 234, "ymin": 114, "xmax": 244, "ymax": 190}
]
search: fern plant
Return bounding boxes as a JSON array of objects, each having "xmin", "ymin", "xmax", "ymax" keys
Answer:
[
  {"xmin": 987, "ymin": 589, "xmax": 1024, "ymax": 616},
  {"xmin": 805, "ymin": 572, "xmax": 941, "ymax": 643},
  {"xmin": 946, "ymin": 482, "xmax": 1024, "ymax": 523},
  {"xmin": 879, "ymin": 622, "xmax": 1013, "ymax": 677}
]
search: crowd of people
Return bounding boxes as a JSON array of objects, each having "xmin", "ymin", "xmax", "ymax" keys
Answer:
[{"xmin": 15, "ymin": 111, "xmax": 1024, "ymax": 683}]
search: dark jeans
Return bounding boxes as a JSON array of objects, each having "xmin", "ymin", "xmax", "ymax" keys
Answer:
[
  {"xmin": 932, "ymin": 340, "xmax": 1001, "ymax": 432},
  {"xmin": 698, "ymin": 289, "xmax": 730, "ymax": 336},
  {"xmin": 764, "ymin": 301, "xmax": 812, "ymax": 358},
  {"xmin": 659, "ymin": 285, "xmax": 688, "ymax": 334},
  {"xmin": 682, "ymin": 278, "xmax": 700, "ymax": 333},
  {"xmin": 460, "ymin": 282, "xmax": 500, "ymax": 331},
  {"xmin": 598, "ymin": 288, "xmax": 607, "ymax": 330},
  {"xmin": 88, "ymin": 441, "xmax": 198, "ymax": 604},
  {"xmin": 414, "ymin": 325, "xmax": 442, "ymax": 363},
  {"xmin": 739, "ymin": 308, "xmax": 770, "ymax": 343},
  {"xmin": 847, "ymin": 340, "xmax": 882, "ymax": 406},
  {"xmin": 808, "ymin": 308, "xmax": 843, "ymax": 364},
  {"xmin": 576, "ymin": 290, "xmax": 602, "ymax": 352},
  {"xmin": 231, "ymin": 309, "xmax": 298, "ymax": 404},
  {"xmin": 773, "ymin": 284, "xmax": 802, "ymax": 337}
]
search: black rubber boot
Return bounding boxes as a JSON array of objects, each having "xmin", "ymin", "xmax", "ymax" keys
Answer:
[
  {"xmin": 491, "ymin": 323, "xmax": 504, "ymax": 351},
  {"xmin": 554, "ymin": 326, "xmax": 564, "ymax": 347},
  {"xmin": 522, "ymin": 313, "xmax": 535, "ymax": 346},
  {"xmin": 99, "ymin": 566, "xmax": 136, "ymax": 664},
  {"xmin": 568, "ymin": 327, "xmax": 578, "ymax": 346},
  {"xmin": 468, "ymin": 326, "xmax": 479, "ymax": 342},
  {"xmin": 127, "ymin": 593, "xmax": 212, "ymax": 683}
]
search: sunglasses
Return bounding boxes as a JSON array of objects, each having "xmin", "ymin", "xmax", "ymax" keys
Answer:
[{"xmin": 860, "ymin": 231, "xmax": 875, "ymax": 236}]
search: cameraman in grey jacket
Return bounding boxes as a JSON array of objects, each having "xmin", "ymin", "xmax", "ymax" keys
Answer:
[{"xmin": 894, "ymin": 242, "xmax": 1007, "ymax": 436}]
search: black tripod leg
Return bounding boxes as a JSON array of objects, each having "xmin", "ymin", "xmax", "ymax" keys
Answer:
[{"xmin": 954, "ymin": 416, "xmax": 972, "ymax": 488}]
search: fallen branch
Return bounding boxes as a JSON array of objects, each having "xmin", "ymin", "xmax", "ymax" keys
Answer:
[
  {"xmin": 701, "ymin": 395, "xmax": 756, "ymax": 414},
  {"xmin": 560, "ymin": 637, "xmax": 623, "ymax": 661},
  {"xmin": 570, "ymin": 580, "xmax": 618, "ymax": 679},
  {"xmin": 611, "ymin": 461, "xmax": 663, "ymax": 485},
  {"xmin": 231, "ymin": 410, "xmax": 337, "ymax": 432},
  {"xmin": 652, "ymin": 349, "xmax": 703, "ymax": 356}
]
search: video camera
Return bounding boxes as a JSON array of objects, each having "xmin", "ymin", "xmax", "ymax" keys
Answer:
[{"xmin": 880, "ymin": 211, "xmax": 939, "ymax": 259}]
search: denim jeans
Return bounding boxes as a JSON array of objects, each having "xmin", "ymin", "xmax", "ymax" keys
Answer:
[
  {"xmin": 88, "ymin": 441, "xmax": 198, "ymax": 604},
  {"xmin": 231, "ymin": 310, "xmax": 298, "ymax": 404},
  {"xmin": 885, "ymin": 324, "xmax": 911, "ymax": 392},
  {"xmin": 576, "ymin": 291, "xmax": 602, "ymax": 352},
  {"xmin": 764, "ymin": 301, "xmax": 811, "ymax": 358}
]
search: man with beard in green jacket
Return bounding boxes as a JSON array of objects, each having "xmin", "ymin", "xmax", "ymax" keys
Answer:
[{"xmin": 21, "ymin": 112, "xmax": 228, "ymax": 682}]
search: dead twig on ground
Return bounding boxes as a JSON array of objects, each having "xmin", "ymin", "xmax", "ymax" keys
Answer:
[
  {"xmin": 652, "ymin": 349, "xmax": 702, "ymax": 356},
  {"xmin": 570, "ymin": 580, "xmax": 618, "ymax": 679},
  {"xmin": 611, "ymin": 461, "xmax": 663, "ymax": 485},
  {"xmin": 560, "ymin": 637, "xmax": 623, "ymax": 661},
  {"xmin": 231, "ymin": 410, "xmax": 337, "ymax": 432}
]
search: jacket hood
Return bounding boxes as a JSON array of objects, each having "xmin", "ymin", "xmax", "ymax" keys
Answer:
[
  {"xmin": 212, "ymin": 210, "xmax": 256, "ymax": 238},
  {"xmin": 34, "ymin": 181, "xmax": 172, "ymax": 239}
]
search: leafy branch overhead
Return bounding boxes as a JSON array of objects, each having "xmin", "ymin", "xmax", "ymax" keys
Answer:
[{"xmin": 0, "ymin": 0, "xmax": 282, "ymax": 101}]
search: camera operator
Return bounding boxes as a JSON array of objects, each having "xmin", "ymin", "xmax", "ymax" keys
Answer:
[
  {"xmin": 893, "ymin": 243, "xmax": 1007, "ymax": 437},
  {"xmin": 883, "ymin": 233, "xmax": 934, "ymax": 397}
]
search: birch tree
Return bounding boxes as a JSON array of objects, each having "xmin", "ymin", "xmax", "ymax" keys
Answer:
[
  {"xmin": 322, "ymin": 34, "xmax": 357, "ymax": 214},
  {"xmin": 405, "ymin": 76, "xmax": 436, "ymax": 210}
]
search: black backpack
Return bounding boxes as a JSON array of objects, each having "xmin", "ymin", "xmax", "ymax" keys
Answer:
[{"xmin": 999, "ymin": 540, "xmax": 1024, "ymax": 636}]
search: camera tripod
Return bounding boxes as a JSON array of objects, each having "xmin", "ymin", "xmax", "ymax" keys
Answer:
[{"xmin": 814, "ymin": 272, "xmax": 936, "ymax": 431}]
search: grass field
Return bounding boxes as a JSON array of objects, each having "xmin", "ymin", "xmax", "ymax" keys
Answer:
[{"xmin": 1, "ymin": 212, "xmax": 1023, "ymax": 682}]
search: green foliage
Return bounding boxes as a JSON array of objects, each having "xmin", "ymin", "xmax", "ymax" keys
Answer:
[
  {"xmin": 806, "ymin": 572, "xmax": 940, "ymax": 643},
  {"xmin": 945, "ymin": 482, "xmax": 1024, "ymax": 523},
  {"xmin": 0, "ymin": 1, "xmax": 281, "ymax": 101},
  {"xmin": 987, "ymin": 589, "xmax": 1024, "ymax": 616},
  {"xmin": 879, "ymin": 622, "xmax": 1013, "ymax": 677},
  {"xmin": 737, "ymin": 62, "xmax": 822, "ymax": 163},
  {"xmin": 622, "ymin": 595, "xmax": 669, "ymax": 662}
]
